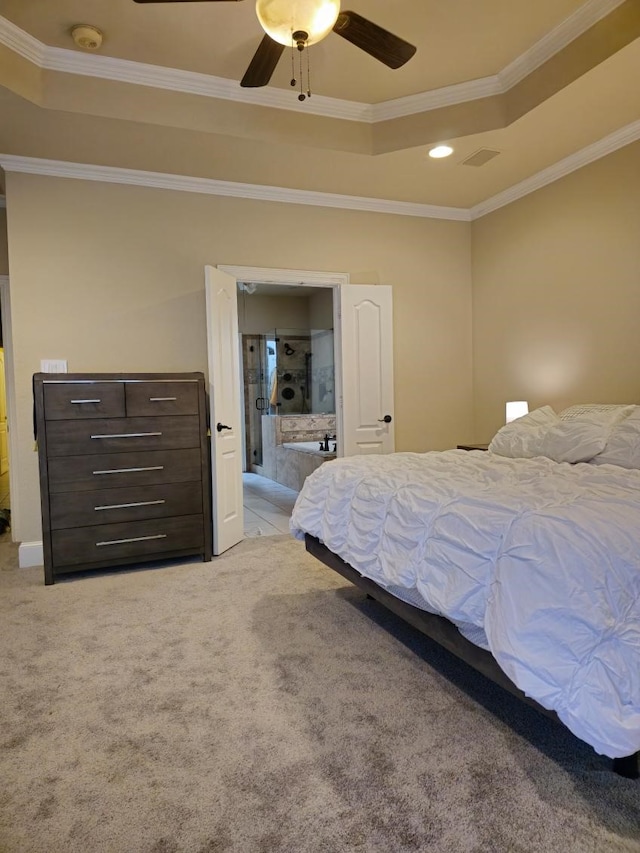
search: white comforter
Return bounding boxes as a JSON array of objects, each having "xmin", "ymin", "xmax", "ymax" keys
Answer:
[{"xmin": 290, "ymin": 450, "xmax": 640, "ymax": 758}]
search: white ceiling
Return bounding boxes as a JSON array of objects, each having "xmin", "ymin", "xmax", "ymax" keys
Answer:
[{"xmin": 0, "ymin": 0, "xmax": 639, "ymax": 210}]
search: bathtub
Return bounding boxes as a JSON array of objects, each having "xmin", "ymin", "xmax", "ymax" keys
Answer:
[
  {"xmin": 275, "ymin": 441, "xmax": 336, "ymax": 491},
  {"xmin": 282, "ymin": 441, "xmax": 336, "ymax": 457}
]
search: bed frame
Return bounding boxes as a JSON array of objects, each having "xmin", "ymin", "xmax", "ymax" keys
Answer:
[{"xmin": 305, "ymin": 534, "xmax": 639, "ymax": 779}]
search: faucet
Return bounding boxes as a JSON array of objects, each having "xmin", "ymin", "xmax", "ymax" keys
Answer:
[{"xmin": 319, "ymin": 433, "xmax": 337, "ymax": 452}]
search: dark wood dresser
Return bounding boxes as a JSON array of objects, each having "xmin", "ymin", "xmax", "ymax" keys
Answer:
[{"xmin": 33, "ymin": 372, "xmax": 212, "ymax": 585}]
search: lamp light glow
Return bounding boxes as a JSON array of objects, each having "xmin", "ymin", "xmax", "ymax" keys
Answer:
[
  {"xmin": 506, "ymin": 401, "xmax": 529, "ymax": 423},
  {"xmin": 256, "ymin": 0, "xmax": 341, "ymax": 47}
]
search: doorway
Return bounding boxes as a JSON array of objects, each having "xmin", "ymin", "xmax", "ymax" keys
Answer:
[
  {"xmin": 0, "ymin": 276, "xmax": 14, "ymax": 540},
  {"xmin": 206, "ymin": 265, "xmax": 395, "ymax": 555},
  {"xmin": 237, "ymin": 281, "xmax": 337, "ymax": 491},
  {"xmin": 236, "ymin": 280, "xmax": 338, "ymax": 537}
]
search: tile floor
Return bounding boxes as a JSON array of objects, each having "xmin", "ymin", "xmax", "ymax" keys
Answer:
[{"xmin": 243, "ymin": 472, "xmax": 298, "ymax": 538}]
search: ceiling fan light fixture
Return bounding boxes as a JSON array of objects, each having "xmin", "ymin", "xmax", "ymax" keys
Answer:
[{"xmin": 255, "ymin": 0, "xmax": 341, "ymax": 47}]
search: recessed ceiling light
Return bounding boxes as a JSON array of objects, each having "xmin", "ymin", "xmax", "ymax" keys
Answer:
[{"xmin": 428, "ymin": 145, "xmax": 454, "ymax": 159}]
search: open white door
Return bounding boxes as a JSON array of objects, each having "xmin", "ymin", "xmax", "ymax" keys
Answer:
[
  {"xmin": 0, "ymin": 350, "xmax": 7, "ymax": 475},
  {"xmin": 205, "ymin": 266, "xmax": 244, "ymax": 554},
  {"xmin": 340, "ymin": 284, "xmax": 395, "ymax": 456}
]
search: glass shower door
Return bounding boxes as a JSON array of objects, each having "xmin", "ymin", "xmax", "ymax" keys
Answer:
[{"xmin": 242, "ymin": 334, "xmax": 271, "ymax": 469}]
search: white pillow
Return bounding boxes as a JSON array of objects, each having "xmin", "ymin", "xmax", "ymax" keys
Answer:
[
  {"xmin": 590, "ymin": 407, "xmax": 640, "ymax": 469},
  {"xmin": 559, "ymin": 403, "xmax": 634, "ymax": 420},
  {"xmin": 541, "ymin": 406, "xmax": 635, "ymax": 464},
  {"xmin": 489, "ymin": 406, "xmax": 559, "ymax": 458}
]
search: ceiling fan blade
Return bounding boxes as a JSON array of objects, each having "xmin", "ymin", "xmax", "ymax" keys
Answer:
[
  {"xmin": 333, "ymin": 11, "xmax": 416, "ymax": 69},
  {"xmin": 241, "ymin": 35, "xmax": 285, "ymax": 88}
]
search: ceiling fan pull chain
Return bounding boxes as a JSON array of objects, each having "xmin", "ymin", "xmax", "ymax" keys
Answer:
[
  {"xmin": 306, "ymin": 47, "xmax": 311, "ymax": 99},
  {"xmin": 298, "ymin": 48, "xmax": 305, "ymax": 101},
  {"xmin": 290, "ymin": 37, "xmax": 296, "ymax": 89}
]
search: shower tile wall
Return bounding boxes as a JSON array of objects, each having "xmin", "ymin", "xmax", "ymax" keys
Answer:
[{"xmin": 275, "ymin": 334, "xmax": 311, "ymax": 415}]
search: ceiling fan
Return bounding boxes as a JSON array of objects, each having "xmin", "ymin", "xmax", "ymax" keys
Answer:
[{"xmin": 132, "ymin": 0, "xmax": 417, "ymax": 95}]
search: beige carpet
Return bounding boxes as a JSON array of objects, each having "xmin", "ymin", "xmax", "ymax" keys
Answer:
[{"xmin": 0, "ymin": 534, "xmax": 638, "ymax": 852}]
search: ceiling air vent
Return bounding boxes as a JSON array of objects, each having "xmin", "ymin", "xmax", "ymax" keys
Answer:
[{"xmin": 461, "ymin": 148, "xmax": 501, "ymax": 167}]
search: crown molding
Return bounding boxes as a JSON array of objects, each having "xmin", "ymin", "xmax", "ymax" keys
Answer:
[
  {"xmin": 371, "ymin": 77, "xmax": 502, "ymax": 123},
  {"xmin": 2, "ymin": 116, "xmax": 639, "ymax": 222},
  {"xmin": 0, "ymin": 0, "xmax": 627, "ymax": 123},
  {"xmin": 375, "ymin": 0, "xmax": 628, "ymax": 121},
  {"xmin": 0, "ymin": 15, "xmax": 45, "ymax": 65},
  {"xmin": 470, "ymin": 118, "xmax": 640, "ymax": 219},
  {"xmin": 498, "ymin": 0, "xmax": 627, "ymax": 89},
  {"xmin": 42, "ymin": 47, "xmax": 372, "ymax": 122},
  {"xmin": 0, "ymin": 155, "xmax": 471, "ymax": 222}
]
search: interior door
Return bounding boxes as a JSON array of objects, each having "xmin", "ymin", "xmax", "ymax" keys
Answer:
[
  {"xmin": 339, "ymin": 284, "xmax": 395, "ymax": 456},
  {"xmin": 0, "ymin": 350, "xmax": 7, "ymax": 475},
  {"xmin": 205, "ymin": 266, "xmax": 244, "ymax": 554}
]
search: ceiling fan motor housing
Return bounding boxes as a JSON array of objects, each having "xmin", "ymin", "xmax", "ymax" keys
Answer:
[{"xmin": 292, "ymin": 30, "xmax": 308, "ymax": 49}]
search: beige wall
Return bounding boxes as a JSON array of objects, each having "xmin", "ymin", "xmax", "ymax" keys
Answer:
[
  {"xmin": 5, "ymin": 172, "xmax": 473, "ymax": 543},
  {"xmin": 0, "ymin": 208, "xmax": 8, "ymax": 275},
  {"xmin": 471, "ymin": 140, "xmax": 640, "ymax": 442},
  {"xmin": 238, "ymin": 294, "xmax": 310, "ymax": 335},
  {"xmin": 309, "ymin": 289, "xmax": 334, "ymax": 329}
]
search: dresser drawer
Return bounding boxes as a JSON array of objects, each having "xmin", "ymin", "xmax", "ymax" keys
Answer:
[
  {"xmin": 125, "ymin": 381, "xmax": 199, "ymax": 417},
  {"xmin": 43, "ymin": 382, "xmax": 125, "ymax": 420},
  {"xmin": 51, "ymin": 515, "xmax": 205, "ymax": 568},
  {"xmin": 45, "ymin": 415, "xmax": 201, "ymax": 456},
  {"xmin": 49, "ymin": 482, "xmax": 203, "ymax": 530},
  {"xmin": 48, "ymin": 448, "xmax": 203, "ymax": 493}
]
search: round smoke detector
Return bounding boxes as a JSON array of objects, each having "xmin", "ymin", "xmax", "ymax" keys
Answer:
[{"xmin": 71, "ymin": 24, "xmax": 103, "ymax": 50}]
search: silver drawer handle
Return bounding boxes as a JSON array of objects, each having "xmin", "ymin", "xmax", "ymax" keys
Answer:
[
  {"xmin": 93, "ymin": 465, "xmax": 165, "ymax": 475},
  {"xmin": 71, "ymin": 399, "xmax": 102, "ymax": 404},
  {"xmin": 91, "ymin": 432, "xmax": 162, "ymax": 439},
  {"xmin": 95, "ymin": 534, "xmax": 168, "ymax": 547},
  {"xmin": 149, "ymin": 397, "xmax": 177, "ymax": 402},
  {"xmin": 94, "ymin": 499, "xmax": 166, "ymax": 511}
]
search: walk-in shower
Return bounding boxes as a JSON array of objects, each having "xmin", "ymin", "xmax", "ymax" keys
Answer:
[{"xmin": 241, "ymin": 327, "xmax": 335, "ymax": 471}]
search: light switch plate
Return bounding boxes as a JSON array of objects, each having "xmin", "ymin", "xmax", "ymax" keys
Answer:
[{"xmin": 40, "ymin": 359, "xmax": 68, "ymax": 373}]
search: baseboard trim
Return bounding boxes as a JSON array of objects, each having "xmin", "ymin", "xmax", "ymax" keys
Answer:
[{"xmin": 19, "ymin": 541, "xmax": 43, "ymax": 568}]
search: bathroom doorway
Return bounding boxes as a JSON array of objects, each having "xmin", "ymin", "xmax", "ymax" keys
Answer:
[{"xmin": 237, "ymin": 283, "xmax": 337, "ymax": 497}]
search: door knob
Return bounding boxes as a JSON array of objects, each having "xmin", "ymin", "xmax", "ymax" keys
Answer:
[
  {"xmin": 378, "ymin": 415, "xmax": 392, "ymax": 423},
  {"xmin": 216, "ymin": 422, "xmax": 232, "ymax": 432}
]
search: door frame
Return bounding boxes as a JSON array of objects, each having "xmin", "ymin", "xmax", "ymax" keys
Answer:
[
  {"xmin": 0, "ymin": 276, "xmax": 18, "ymax": 539},
  {"xmin": 219, "ymin": 265, "xmax": 349, "ymax": 459}
]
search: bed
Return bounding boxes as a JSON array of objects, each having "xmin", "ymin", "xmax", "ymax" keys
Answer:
[{"xmin": 290, "ymin": 404, "xmax": 640, "ymax": 778}]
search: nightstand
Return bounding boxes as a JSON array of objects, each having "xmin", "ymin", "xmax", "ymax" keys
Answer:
[{"xmin": 457, "ymin": 443, "xmax": 489, "ymax": 451}]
